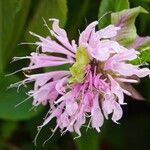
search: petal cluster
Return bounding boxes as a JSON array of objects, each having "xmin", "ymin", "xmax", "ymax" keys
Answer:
[{"xmin": 12, "ymin": 19, "xmax": 150, "ymax": 138}]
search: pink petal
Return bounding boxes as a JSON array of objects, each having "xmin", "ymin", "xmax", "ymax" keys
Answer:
[
  {"xmin": 115, "ymin": 77, "xmax": 138, "ymax": 83},
  {"xmin": 120, "ymin": 83, "xmax": 145, "ymax": 100},
  {"xmin": 66, "ymin": 100, "xmax": 78, "ymax": 116},
  {"xmin": 55, "ymin": 76, "xmax": 68, "ymax": 95},
  {"xmin": 25, "ymin": 71, "xmax": 70, "ymax": 86},
  {"xmin": 134, "ymin": 68, "xmax": 150, "ymax": 78},
  {"xmin": 111, "ymin": 100, "xmax": 123, "ymax": 123},
  {"xmin": 96, "ymin": 25, "xmax": 120, "ymax": 39},
  {"xmin": 40, "ymin": 102, "xmax": 65, "ymax": 128},
  {"xmin": 74, "ymin": 110, "xmax": 85, "ymax": 137},
  {"xmin": 49, "ymin": 19, "xmax": 75, "ymax": 52},
  {"xmin": 108, "ymin": 75, "xmax": 124, "ymax": 104},
  {"xmin": 32, "ymin": 81, "xmax": 57, "ymax": 106},
  {"xmin": 54, "ymin": 91, "xmax": 72, "ymax": 104},
  {"xmin": 102, "ymin": 93, "xmax": 114, "ymax": 118},
  {"xmin": 91, "ymin": 94, "xmax": 104, "ymax": 132},
  {"xmin": 102, "ymin": 94, "xmax": 123, "ymax": 123},
  {"xmin": 79, "ymin": 21, "xmax": 98, "ymax": 45},
  {"xmin": 58, "ymin": 112, "xmax": 70, "ymax": 128}
]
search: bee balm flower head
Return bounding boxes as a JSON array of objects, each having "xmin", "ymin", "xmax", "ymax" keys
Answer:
[{"xmin": 11, "ymin": 7, "xmax": 150, "ymax": 143}]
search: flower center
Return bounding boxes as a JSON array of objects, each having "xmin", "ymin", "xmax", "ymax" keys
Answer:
[
  {"xmin": 69, "ymin": 47, "xmax": 90, "ymax": 83},
  {"xmin": 68, "ymin": 47, "xmax": 120, "ymax": 84}
]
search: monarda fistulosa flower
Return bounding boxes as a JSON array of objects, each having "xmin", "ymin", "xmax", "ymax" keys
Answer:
[{"xmin": 10, "ymin": 6, "xmax": 150, "ymax": 142}]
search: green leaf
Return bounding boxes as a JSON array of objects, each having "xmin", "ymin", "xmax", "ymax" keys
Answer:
[
  {"xmin": 98, "ymin": 0, "xmax": 129, "ymax": 28},
  {"xmin": 111, "ymin": 6, "xmax": 148, "ymax": 46},
  {"xmin": 66, "ymin": 0, "xmax": 91, "ymax": 39},
  {"xmin": 0, "ymin": 75, "xmax": 43, "ymax": 121},
  {"xmin": 139, "ymin": 48, "xmax": 150, "ymax": 63},
  {"xmin": 74, "ymin": 129, "xmax": 99, "ymax": 150},
  {"xmin": 25, "ymin": 0, "xmax": 67, "ymax": 44},
  {"xmin": 130, "ymin": 37, "xmax": 150, "ymax": 65},
  {"xmin": 130, "ymin": 48, "xmax": 150, "ymax": 65},
  {"xmin": 129, "ymin": 0, "xmax": 150, "ymax": 35},
  {"xmin": 0, "ymin": 0, "xmax": 30, "ymax": 73},
  {"xmin": 131, "ymin": 0, "xmax": 150, "ymax": 3},
  {"xmin": 44, "ymin": 64, "xmax": 71, "ymax": 72},
  {"xmin": 1, "ymin": 121, "xmax": 18, "ymax": 139}
]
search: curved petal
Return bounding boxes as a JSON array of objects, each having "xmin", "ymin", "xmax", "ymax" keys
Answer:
[
  {"xmin": 91, "ymin": 94, "xmax": 104, "ymax": 132},
  {"xmin": 79, "ymin": 21, "xmax": 98, "ymax": 45},
  {"xmin": 96, "ymin": 25, "xmax": 120, "ymax": 39},
  {"xmin": 49, "ymin": 19, "xmax": 75, "ymax": 52}
]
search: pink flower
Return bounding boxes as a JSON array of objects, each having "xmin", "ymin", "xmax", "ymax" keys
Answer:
[{"xmin": 12, "ymin": 19, "xmax": 150, "ymax": 141}]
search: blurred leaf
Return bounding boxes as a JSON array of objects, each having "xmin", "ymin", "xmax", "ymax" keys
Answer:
[
  {"xmin": 0, "ymin": 141, "xmax": 5, "ymax": 150},
  {"xmin": 43, "ymin": 57, "xmax": 71, "ymax": 74},
  {"xmin": 1, "ymin": 121, "xmax": 18, "ymax": 139},
  {"xmin": 98, "ymin": 0, "xmax": 129, "ymax": 28},
  {"xmin": 99, "ymin": 121, "xmax": 125, "ymax": 150},
  {"xmin": 138, "ymin": 77, "xmax": 150, "ymax": 100},
  {"xmin": 0, "ymin": 75, "xmax": 43, "ymax": 121},
  {"xmin": 25, "ymin": 0, "xmax": 67, "ymax": 45},
  {"xmin": 75, "ymin": 129, "xmax": 99, "ymax": 150},
  {"xmin": 66, "ymin": 0, "xmax": 91, "ymax": 39},
  {"xmin": 111, "ymin": 6, "xmax": 148, "ymax": 46},
  {"xmin": 121, "ymin": 109, "xmax": 150, "ymax": 150},
  {"xmin": 133, "ymin": 0, "xmax": 150, "ymax": 2},
  {"xmin": 129, "ymin": 0, "xmax": 150, "ymax": 36},
  {"xmin": 1, "ymin": 0, "xmax": 30, "ymax": 73}
]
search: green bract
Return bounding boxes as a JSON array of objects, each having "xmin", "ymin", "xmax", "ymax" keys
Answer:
[
  {"xmin": 130, "ymin": 48, "xmax": 150, "ymax": 65},
  {"xmin": 111, "ymin": 6, "xmax": 150, "ymax": 65},
  {"xmin": 98, "ymin": 0, "xmax": 129, "ymax": 28},
  {"xmin": 111, "ymin": 6, "xmax": 148, "ymax": 46},
  {"xmin": 133, "ymin": 37, "xmax": 150, "ymax": 64},
  {"xmin": 69, "ymin": 47, "xmax": 90, "ymax": 83}
]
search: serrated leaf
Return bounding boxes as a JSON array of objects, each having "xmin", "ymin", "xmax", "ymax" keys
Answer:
[
  {"xmin": 0, "ymin": 75, "xmax": 43, "ymax": 121},
  {"xmin": 98, "ymin": 0, "xmax": 129, "ymax": 28},
  {"xmin": 111, "ymin": 6, "xmax": 148, "ymax": 46},
  {"xmin": 0, "ymin": 0, "xmax": 30, "ymax": 73}
]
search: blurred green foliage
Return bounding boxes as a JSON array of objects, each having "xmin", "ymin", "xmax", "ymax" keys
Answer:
[
  {"xmin": 98, "ymin": 0, "xmax": 129, "ymax": 28},
  {"xmin": 0, "ymin": 0, "xmax": 150, "ymax": 149}
]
